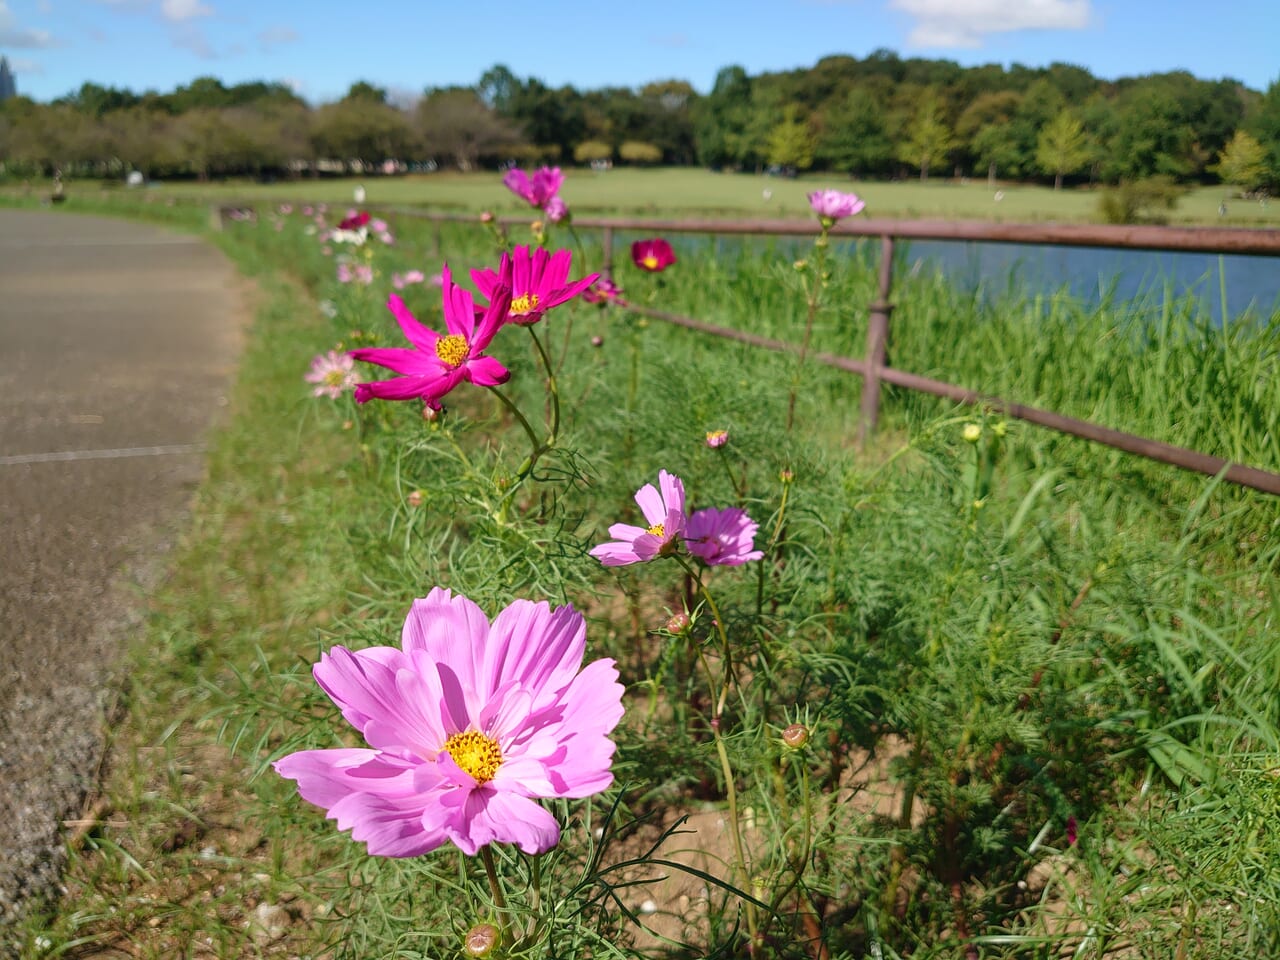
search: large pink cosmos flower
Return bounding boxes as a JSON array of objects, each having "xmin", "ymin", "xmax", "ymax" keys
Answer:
[
  {"xmin": 684, "ymin": 507, "xmax": 763, "ymax": 566},
  {"xmin": 807, "ymin": 189, "xmax": 865, "ymax": 222},
  {"xmin": 349, "ymin": 266, "xmax": 512, "ymax": 408},
  {"xmin": 589, "ymin": 470, "xmax": 687, "ymax": 566},
  {"xmin": 503, "ymin": 166, "xmax": 564, "ymax": 210},
  {"xmin": 274, "ymin": 588, "xmax": 624, "ymax": 857},
  {"xmin": 471, "ymin": 246, "xmax": 599, "ymax": 326},
  {"xmin": 631, "ymin": 238, "xmax": 677, "ymax": 273}
]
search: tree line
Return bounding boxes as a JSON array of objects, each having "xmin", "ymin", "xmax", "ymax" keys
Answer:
[{"xmin": 2, "ymin": 51, "xmax": 1279, "ymax": 191}]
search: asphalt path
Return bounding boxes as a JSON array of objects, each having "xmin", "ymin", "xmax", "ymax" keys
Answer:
[{"xmin": 0, "ymin": 208, "xmax": 243, "ymax": 936}]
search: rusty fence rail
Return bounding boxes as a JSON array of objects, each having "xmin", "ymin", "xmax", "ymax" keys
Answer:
[{"xmin": 228, "ymin": 204, "xmax": 1280, "ymax": 496}]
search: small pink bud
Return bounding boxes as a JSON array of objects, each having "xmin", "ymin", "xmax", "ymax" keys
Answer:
[
  {"xmin": 407, "ymin": 490, "xmax": 424, "ymax": 508},
  {"xmin": 479, "ymin": 211, "xmax": 494, "ymax": 223},
  {"xmin": 781, "ymin": 723, "xmax": 810, "ymax": 750},
  {"xmin": 591, "ymin": 335, "xmax": 604, "ymax": 347},
  {"xmin": 665, "ymin": 612, "xmax": 691, "ymax": 635},
  {"xmin": 705, "ymin": 429, "xmax": 729, "ymax": 449},
  {"xmin": 463, "ymin": 922, "xmax": 500, "ymax": 957}
]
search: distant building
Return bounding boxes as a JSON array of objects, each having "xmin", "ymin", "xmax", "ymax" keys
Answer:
[{"xmin": 0, "ymin": 57, "xmax": 15, "ymax": 102}]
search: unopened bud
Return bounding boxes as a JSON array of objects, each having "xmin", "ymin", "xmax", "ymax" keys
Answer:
[
  {"xmin": 780, "ymin": 468, "xmax": 794, "ymax": 485},
  {"xmin": 422, "ymin": 403, "xmax": 440, "ymax": 422},
  {"xmin": 591, "ymin": 335, "xmax": 604, "ymax": 347},
  {"xmin": 793, "ymin": 259, "xmax": 808, "ymax": 272},
  {"xmin": 479, "ymin": 211, "xmax": 494, "ymax": 223},
  {"xmin": 781, "ymin": 723, "xmax": 810, "ymax": 749},
  {"xmin": 463, "ymin": 922, "xmax": 500, "ymax": 957},
  {"xmin": 992, "ymin": 420, "xmax": 1008, "ymax": 438},
  {"xmin": 665, "ymin": 612, "xmax": 691, "ymax": 635},
  {"xmin": 407, "ymin": 490, "xmax": 424, "ymax": 508},
  {"xmin": 962, "ymin": 423, "xmax": 982, "ymax": 443}
]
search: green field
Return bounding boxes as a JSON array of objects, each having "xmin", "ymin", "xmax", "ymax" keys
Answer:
[{"xmin": 35, "ymin": 166, "xmax": 1280, "ymax": 226}]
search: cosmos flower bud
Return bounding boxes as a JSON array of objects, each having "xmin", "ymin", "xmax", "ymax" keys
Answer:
[
  {"xmin": 479, "ymin": 211, "xmax": 494, "ymax": 223},
  {"xmin": 407, "ymin": 490, "xmax": 424, "ymax": 508},
  {"xmin": 963, "ymin": 423, "xmax": 982, "ymax": 443},
  {"xmin": 781, "ymin": 723, "xmax": 810, "ymax": 750},
  {"xmin": 665, "ymin": 612, "xmax": 691, "ymax": 635},
  {"xmin": 463, "ymin": 922, "xmax": 501, "ymax": 957}
]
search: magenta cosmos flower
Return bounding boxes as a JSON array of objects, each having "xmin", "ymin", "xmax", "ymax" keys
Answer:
[
  {"xmin": 503, "ymin": 166, "xmax": 564, "ymax": 210},
  {"xmin": 349, "ymin": 266, "xmax": 512, "ymax": 408},
  {"xmin": 807, "ymin": 189, "xmax": 865, "ymax": 222},
  {"xmin": 583, "ymin": 277, "xmax": 624, "ymax": 306},
  {"xmin": 304, "ymin": 350, "xmax": 358, "ymax": 398},
  {"xmin": 589, "ymin": 470, "xmax": 687, "ymax": 566},
  {"xmin": 631, "ymin": 238, "xmax": 676, "ymax": 273},
  {"xmin": 471, "ymin": 246, "xmax": 599, "ymax": 326},
  {"xmin": 274, "ymin": 588, "xmax": 624, "ymax": 857},
  {"xmin": 684, "ymin": 507, "xmax": 763, "ymax": 566}
]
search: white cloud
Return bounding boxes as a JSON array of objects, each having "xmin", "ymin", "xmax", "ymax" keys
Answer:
[
  {"xmin": 257, "ymin": 24, "xmax": 298, "ymax": 50},
  {"xmin": 0, "ymin": 0, "xmax": 56, "ymax": 47},
  {"xmin": 160, "ymin": 0, "xmax": 212, "ymax": 22},
  {"xmin": 169, "ymin": 21, "xmax": 215, "ymax": 57},
  {"xmin": 891, "ymin": 0, "xmax": 1091, "ymax": 48}
]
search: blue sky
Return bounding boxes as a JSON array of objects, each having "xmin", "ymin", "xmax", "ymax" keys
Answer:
[{"xmin": 2, "ymin": 0, "xmax": 1277, "ymax": 104}]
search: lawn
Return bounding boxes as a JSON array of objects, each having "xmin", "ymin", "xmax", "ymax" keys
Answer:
[{"xmin": 38, "ymin": 166, "xmax": 1280, "ymax": 227}]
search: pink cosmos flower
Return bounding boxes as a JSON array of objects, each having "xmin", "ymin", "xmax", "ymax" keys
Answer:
[
  {"xmin": 582, "ymin": 277, "xmax": 624, "ymax": 306},
  {"xmin": 304, "ymin": 350, "xmax": 358, "ymax": 398},
  {"xmin": 807, "ymin": 189, "xmax": 865, "ymax": 222},
  {"xmin": 705, "ymin": 429, "xmax": 729, "ymax": 449},
  {"xmin": 339, "ymin": 210, "xmax": 371, "ymax": 230},
  {"xmin": 471, "ymin": 246, "xmax": 599, "ymax": 326},
  {"xmin": 544, "ymin": 196, "xmax": 568, "ymax": 223},
  {"xmin": 684, "ymin": 507, "xmax": 763, "ymax": 566},
  {"xmin": 631, "ymin": 238, "xmax": 676, "ymax": 273},
  {"xmin": 503, "ymin": 166, "xmax": 564, "ymax": 210},
  {"xmin": 349, "ymin": 266, "xmax": 512, "ymax": 408},
  {"xmin": 274, "ymin": 588, "xmax": 624, "ymax": 857},
  {"xmin": 337, "ymin": 262, "xmax": 374, "ymax": 285},
  {"xmin": 589, "ymin": 470, "xmax": 687, "ymax": 566},
  {"xmin": 392, "ymin": 269, "xmax": 426, "ymax": 289}
]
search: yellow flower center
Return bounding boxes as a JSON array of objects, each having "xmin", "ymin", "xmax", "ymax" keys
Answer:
[
  {"xmin": 444, "ymin": 730, "xmax": 503, "ymax": 784},
  {"xmin": 435, "ymin": 334, "xmax": 469, "ymax": 368},
  {"xmin": 646, "ymin": 522, "xmax": 665, "ymax": 538},
  {"xmin": 323, "ymin": 369, "xmax": 347, "ymax": 387},
  {"xmin": 510, "ymin": 292, "xmax": 540, "ymax": 316},
  {"xmin": 642, "ymin": 255, "xmax": 659, "ymax": 270}
]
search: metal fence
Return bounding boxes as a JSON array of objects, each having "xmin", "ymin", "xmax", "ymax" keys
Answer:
[{"xmin": 236, "ymin": 205, "xmax": 1280, "ymax": 496}]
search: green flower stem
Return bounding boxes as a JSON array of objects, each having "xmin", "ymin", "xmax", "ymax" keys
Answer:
[
  {"xmin": 480, "ymin": 844, "xmax": 510, "ymax": 931},
  {"xmin": 525, "ymin": 325, "xmax": 561, "ymax": 441},
  {"xmin": 678, "ymin": 556, "xmax": 757, "ymax": 945},
  {"xmin": 786, "ymin": 225, "xmax": 831, "ymax": 431}
]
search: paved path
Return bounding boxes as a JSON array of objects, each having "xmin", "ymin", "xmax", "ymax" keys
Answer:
[{"xmin": 0, "ymin": 209, "xmax": 243, "ymax": 932}]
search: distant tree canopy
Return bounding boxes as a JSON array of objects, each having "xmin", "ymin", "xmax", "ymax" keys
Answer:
[{"xmin": 3, "ymin": 54, "xmax": 1277, "ymax": 188}]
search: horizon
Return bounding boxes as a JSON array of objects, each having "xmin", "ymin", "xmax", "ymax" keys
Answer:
[{"xmin": 0, "ymin": 0, "xmax": 1276, "ymax": 106}]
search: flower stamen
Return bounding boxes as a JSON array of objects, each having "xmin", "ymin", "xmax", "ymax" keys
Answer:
[
  {"xmin": 435, "ymin": 334, "xmax": 470, "ymax": 368},
  {"xmin": 444, "ymin": 730, "xmax": 503, "ymax": 784},
  {"xmin": 646, "ymin": 522, "xmax": 665, "ymax": 538},
  {"xmin": 510, "ymin": 292, "xmax": 540, "ymax": 316}
]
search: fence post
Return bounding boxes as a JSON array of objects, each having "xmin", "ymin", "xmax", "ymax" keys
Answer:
[
  {"xmin": 858, "ymin": 234, "xmax": 896, "ymax": 447},
  {"xmin": 602, "ymin": 225, "xmax": 615, "ymax": 280}
]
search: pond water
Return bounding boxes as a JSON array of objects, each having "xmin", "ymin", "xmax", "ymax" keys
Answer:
[{"xmin": 903, "ymin": 240, "xmax": 1280, "ymax": 323}]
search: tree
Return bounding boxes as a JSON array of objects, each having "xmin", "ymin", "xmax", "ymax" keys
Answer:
[
  {"xmin": 956, "ymin": 91, "xmax": 1024, "ymax": 181},
  {"xmin": 898, "ymin": 98, "xmax": 953, "ymax": 181},
  {"xmin": 815, "ymin": 87, "xmax": 893, "ymax": 176},
  {"xmin": 311, "ymin": 98, "xmax": 412, "ymax": 171},
  {"xmin": 416, "ymin": 87, "xmax": 522, "ymax": 170},
  {"xmin": 766, "ymin": 105, "xmax": 814, "ymax": 170},
  {"xmin": 1214, "ymin": 130, "xmax": 1269, "ymax": 192},
  {"xmin": 1035, "ymin": 110, "xmax": 1091, "ymax": 189}
]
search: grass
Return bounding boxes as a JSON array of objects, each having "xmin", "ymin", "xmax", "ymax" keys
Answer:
[
  {"xmin": 9, "ymin": 168, "xmax": 1280, "ymax": 227},
  {"xmin": 5, "ymin": 189, "xmax": 1280, "ymax": 959}
]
